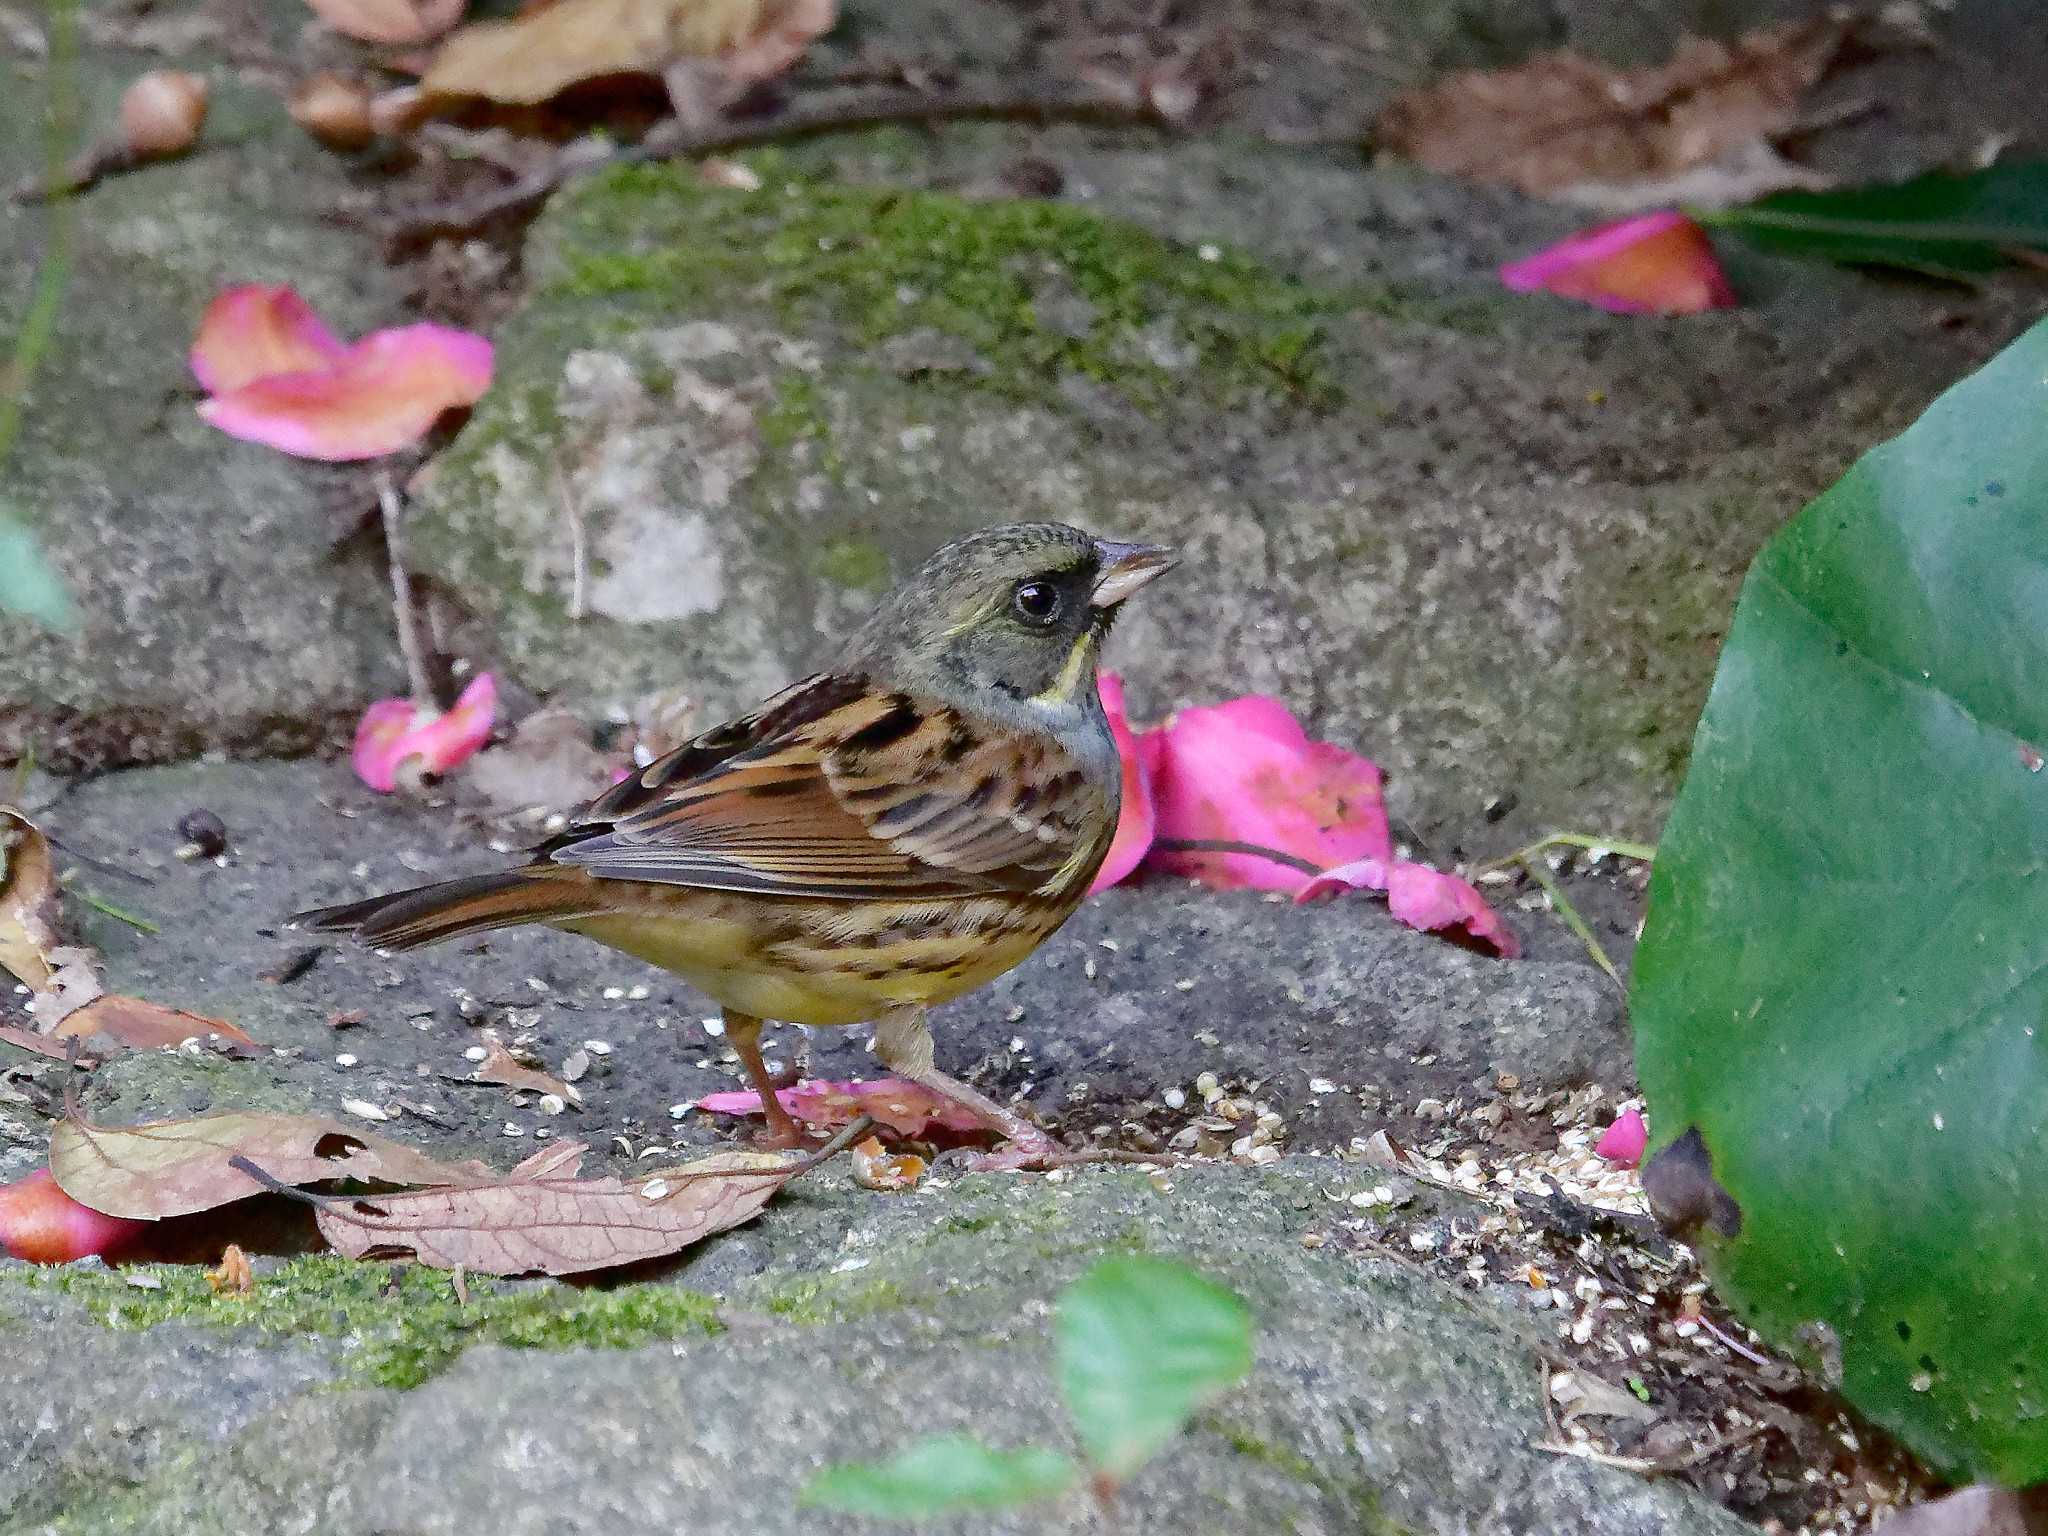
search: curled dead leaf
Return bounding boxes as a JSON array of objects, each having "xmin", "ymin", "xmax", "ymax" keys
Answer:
[
  {"xmin": 849, "ymin": 1135, "xmax": 926, "ymax": 1192},
  {"xmin": 0, "ymin": 807, "xmax": 63, "ymax": 990},
  {"xmin": 48, "ymin": 1110, "xmax": 492, "ymax": 1220},
  {"xmin": 53, "ymin": 995, "xmax": 261, "ymax": 1057},
  {"xmin": 1375, "ymin": 20, "xmax": 1845, "ymax": 197},
  {"xmin": 315, "ymin": 1148, "xmax": 797, "ymax": 1275},
  {"xmin": 206, "ymin": 1243, "xmax": 256, "ymax": 1295},
  {"xmin": 420, "ymin": 0, "xmax": 833, "ymax": 111}
]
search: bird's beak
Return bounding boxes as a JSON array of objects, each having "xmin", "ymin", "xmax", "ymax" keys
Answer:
[{"xmin": 1090, "ymin": 540, "xmax": 1178, "ymax": 609}]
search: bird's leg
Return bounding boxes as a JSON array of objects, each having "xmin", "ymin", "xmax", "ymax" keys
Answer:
[
  {"xmin": 872, "ymin": 1007, "xmax": 1176, "ymax": 1173},
  {"xmin": 724, "ymin": 1010, "xmax": 806, "ymax": 1150},
  {"xmin": 871, "ymin": 1007, "xmax": 1059, "ymax": 1162}
]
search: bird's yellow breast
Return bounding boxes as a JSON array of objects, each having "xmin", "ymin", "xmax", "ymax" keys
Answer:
[{"xmin": 560, "ymin": 889, "xmax": 1064, "ymax": 1028}]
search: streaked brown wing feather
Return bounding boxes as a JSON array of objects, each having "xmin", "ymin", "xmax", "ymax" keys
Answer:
[{"xmin": 545, "ymin": 681, "xmax": 1111, "ymax": 902}]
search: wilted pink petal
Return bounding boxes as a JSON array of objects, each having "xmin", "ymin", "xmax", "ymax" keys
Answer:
[
  {"xmin": 1499, "ymin": 211, "xmax": 1735, "ymax": 316},
  {"xmin": 696, "ymin": 1077, "xmax": 984, "ymax": 1136},
  {"xmin": 1294, "ymin": 855, "xmax": 1519, "ymax": 958},
  {"xmin": 1146, "ymin": 695, "xmax": 1390, "ymax": 892},
  {"xmin": 1090, "ymin": 672, "xmax": 1160, "ymax": 894},
  {"xmin": 1596, "ymin": 1108, "xmax": 1648, "ymax": 1168},
  {"xmin": 199, "ymin": 323, "xmax": 493, "ymax": 461},
  {"xmin": 352, "ymin": 674, "xmax": 497, "ymax": 793},
  {"xmin": 1384, "ymin": 859, "xmax": 1520, "ymax": 958},
  {"xmin": 0, "ymin": 1169, "xmax": 147, "ymax": 1264},
  {"xmin": 189, "ymin": 284, "xmax": 346, "ymax": 394}
]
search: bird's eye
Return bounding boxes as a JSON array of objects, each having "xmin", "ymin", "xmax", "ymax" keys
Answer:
[{"xmin": 1011, "ymin": 579, "xmax": 1062, "ymax": 626}]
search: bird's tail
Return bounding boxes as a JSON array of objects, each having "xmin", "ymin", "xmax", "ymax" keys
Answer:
[{"xmin": 291, "ymin": 868, "xmax": 600, "ymax": 952}]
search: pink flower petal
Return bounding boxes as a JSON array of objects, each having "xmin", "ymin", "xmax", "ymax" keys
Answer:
[
  {"xmin": 1499, "ymin": 211, "xmax": 1736, "ymax": 316},
  {"xmin": 1383, "ymin": 859, "xmax": 1520, "ymax": 959},
  {"xmin": 189, "ymin": 284, "xmax": 347, "ymax": 394},
  {"xmin": 198, "ymin": 323, "xmax": 493, "ymax": 461},
  {"xmin": 695, "ymin": 1078, "xmax": 985, "ymax": 1137},
  {"xmin": 1089, "ymin": 672, "xmax": 1160, "ymax": 894},
  {"xmin": 1145, "ymin": 695, "xmax": 1391, "ymax": 892},
  {"xmin": 352, "ymin": 674, "xmax": 497, "ymax": 793},
  {"xmin": 1596, "ymin": 1108, "xmax": 1648, "ymax": 1168},
  {"xmin": 352, "ymin": 698, "xmax": 422, "ymax": 794},
  {"xmin": 1293, "ymin": 855, "xmax": 1519, "ymax": 958},
  {"xmin": 0, "ymin": 1169, "xmax": 147, "ymax": 1264}
]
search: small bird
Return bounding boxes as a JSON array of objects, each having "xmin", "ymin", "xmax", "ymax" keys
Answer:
[{"xmin": 297, "ymin": 522, "xmax": 1175, "ymax": 1168}]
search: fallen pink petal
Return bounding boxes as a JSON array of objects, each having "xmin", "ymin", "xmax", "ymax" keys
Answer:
[
  {"xmin": 0, "ymin": 1169, "xmax": 148, "ymax": 1265},
  {"xmin": 1596, "ymin": 1109, "xmax": 1649, "ymax": 1168},
  {"xmin": 191, "ymin": 286, "xmax": 493, "ymax": 461},
  {"xmin": 1295, "ymin": 856, "xmax": 1520, "ymax": 959},
  {"xmin": 695, "ymin": 1078, "xmax": 986, "ymax": 1137},
  {"xmin": 1089, "ymin": 671, "xmax": 1161, "ymax": 894},
  {"xmin": 352, "ymin": 674, "xmax": 497, "ymax": 793},
  {"xmin": 1143, "ymin": 694, "xmax": 1391, "ymax": 892},
  {"xmin": 1499, "ymin": 211, "xmax": 1736, "ymax": 316},
  {"xmin": 188, "ymin": 284, "xmax": 345, "ymax": 394}
]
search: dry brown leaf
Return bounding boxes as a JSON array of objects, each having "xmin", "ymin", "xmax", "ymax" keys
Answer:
[
  {"xmin": 474, "ymin": 1038, "xmax": 582, "ymax": 1107},
  {"xmin": 53, "ymin": 996, "xmax": 261, "ymax": 1057},
  {"xmin": 0, "ymin": 807, "xmax": 63, "ymax": 991},
  {"xmin": 0, "ymin": 1023, "xmax": 98, "ymax": 1065},
  {"xmin": 315, "ymin": 1149, "xmax": 797, "ymax": 1274},
  {"xmin": 421, "ymin": 0, "xmax": 833, "ymax": 109},
  {"xmin": 1375, "ymin": 20, "xmax": 1845, "ymax": 196},
  {"xmin": 305, "ymin": 0, "xmax": 462, "ymax": 46},
  {"xmin": 49, "ymin": 1110, "xmax": 492, "ymax": 1220},
  {"xmin": 207, "ymin": 1243, "xmax": 256, "ymax": 1295}
]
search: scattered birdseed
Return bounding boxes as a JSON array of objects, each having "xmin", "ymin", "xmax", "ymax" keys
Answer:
[
  {"xmin": 701, "ymin": 1017, "xmax": 725, "ymax": 1037},
  {"xmin": 1174, "ymin": 978, "xmax": 1195, "ymax": 991},
  {"xmin": 562, "ymin": 1051, "xmax": 591, "ymax": 1083},
  {"xmin": 641, "ymin": 1180, "xmax": 670, "ymax": 1201},
  {"xmin": 334, "ymin": 1053, "xmax": 358, "ymax": 1068},
  {"xmin": 502, "ymin": 1122, "xmax": 525, "ymax": 1137},
  {"xmin": 1083, "ymin": 957, "xmax": 1097, "ymax": 980},
  {"xmin": 582, "ymin": 1039, "xmax": 612, "ymax": 1055},
  {"xmin": 668, "ymin": 1103, "xmax": 691, "ymax": 1119},
  {"xmin": 1162, "ymin": 1088, "xmax": 1186, "ymax": 1110},
  {"xmin": 463, "ymin": 1046, "xmax": 488, "ymax": 1063},
  {"xmin": 1309, "ymin": 1077, "xmax": 1337, "ymax": 1095},
  {"xmin": 538, "ymin": 1095, "xmax": 567, "ymax": 1116},
  {"xmin": 602, "ymin": 987, "xmax": 625, "ymax": 1001},
  {"xmin": 627, "ymin": 985, "xmax": 650, "ymax": 1001},
  {"xmin": 341, "ymin": 1099, "xmax": 391, "ymax": 1122},
  {"xmin": 1097, "ymin": 939, "xmax": 1119, "ymax": 952}
]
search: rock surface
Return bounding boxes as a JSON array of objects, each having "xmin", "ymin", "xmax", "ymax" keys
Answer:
[
  {"xmin": 17, "ymin": 757, "xmax": 1625, "ymax": 1182},
  {"xmin": 0, "ymin": 1161, "xmax": 1754, "ymax": 1536},
  {"xmin": 0, "ymin": 13, "xmax": 411, "ymax": 768}
]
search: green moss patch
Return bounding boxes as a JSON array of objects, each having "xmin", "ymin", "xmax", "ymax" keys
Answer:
[
  {"xmin": 541, "ymin": 156, "xmax": 1345, "ymax": 410},
  {"xmin": 22, "ymin": 1256, "xmax": 721, "ymax": 1390}
]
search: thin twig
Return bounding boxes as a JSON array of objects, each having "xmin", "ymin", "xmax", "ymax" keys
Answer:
[
  {"xmin": 1520, "ymin": 856, "xmax": 1622, "ymax": 989},
  {"xmin": 390, "ymin": 81, "xmax": 1170, "ymax": 240},
  {"xmin": 72, "ymin": 889, "xmax": 160, "ymax": 934},
  {"xmin": 1148, "ymin": 837, "xmax": 1322, "ymax": 877},
  {"xmin": 1699, "ymin": 1316, "xmax": 1780, "ymax": 1370},
  {"xmin": 376, "ymin": 473, "xmax": 437, "ymax": 711},
  {"xmin": 1474, "ymin": 832, "xmax": 1657, "ymax": 877},
  {"xmin": 551, "ymin": 454, "xmax": 587, "ymax": 623}
]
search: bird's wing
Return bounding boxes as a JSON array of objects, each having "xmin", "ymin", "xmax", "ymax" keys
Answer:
[{"xmin": 544, "ymin": 676, "xmax": 1109, "ymax": 901}]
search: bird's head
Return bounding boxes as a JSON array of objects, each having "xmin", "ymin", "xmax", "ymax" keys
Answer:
[{"xmin": 852, "ymin": 521, "xmax": 1176, "ymax": 720}]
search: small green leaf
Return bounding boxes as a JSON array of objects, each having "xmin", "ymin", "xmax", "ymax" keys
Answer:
[
  {"xmin": 1701, "ymin": 162, "xmax": 2048, "ymax": 278},
  {"xmin": 799, "ymin": 1436, "xmax": 1077, "ymax": 1518},
  {"xmin": 0, "ymin": 515, "xmax": 75, "ymax": 631},
  {"xmin": 1056, "ymin": 1256, "xmax": 1253, "ymax": 1482}
]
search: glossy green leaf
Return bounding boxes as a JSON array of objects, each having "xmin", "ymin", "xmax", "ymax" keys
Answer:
[
  {"xmin": 0, "ymin": 514, "xmax": 75, "ymax": 631},
  {"xmin": 798, "ymin": 1436, "xmax": 1076, "ymax": 1517},
  {"xmin": 1056, "ymin": 1256, "xmax": 1252, "ymax": 1482},
  {"xmin": 1632, "ymin": 317, "xmax": 2048, "ymax": 1484},
  {"xmin": 1701, "ymin": 162, "xmax": 2048, "ymax": 278}
]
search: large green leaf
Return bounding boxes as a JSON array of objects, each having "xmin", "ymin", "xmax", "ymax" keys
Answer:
[
  {"xmin": 1056, "ymin": 1256, "xmax": 1252, "ymax": 1483},
  {"xmin": 1632, "ymin": 318, "xmax": 2048, "ymax": 1484},
  {"xmin": 1701, "ymin": 162, "xmax": 2048, "ymax": 279},
  {"xmin": 798, "ymin": 1436, "xmax": 1076, "ymax": 1517}
]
